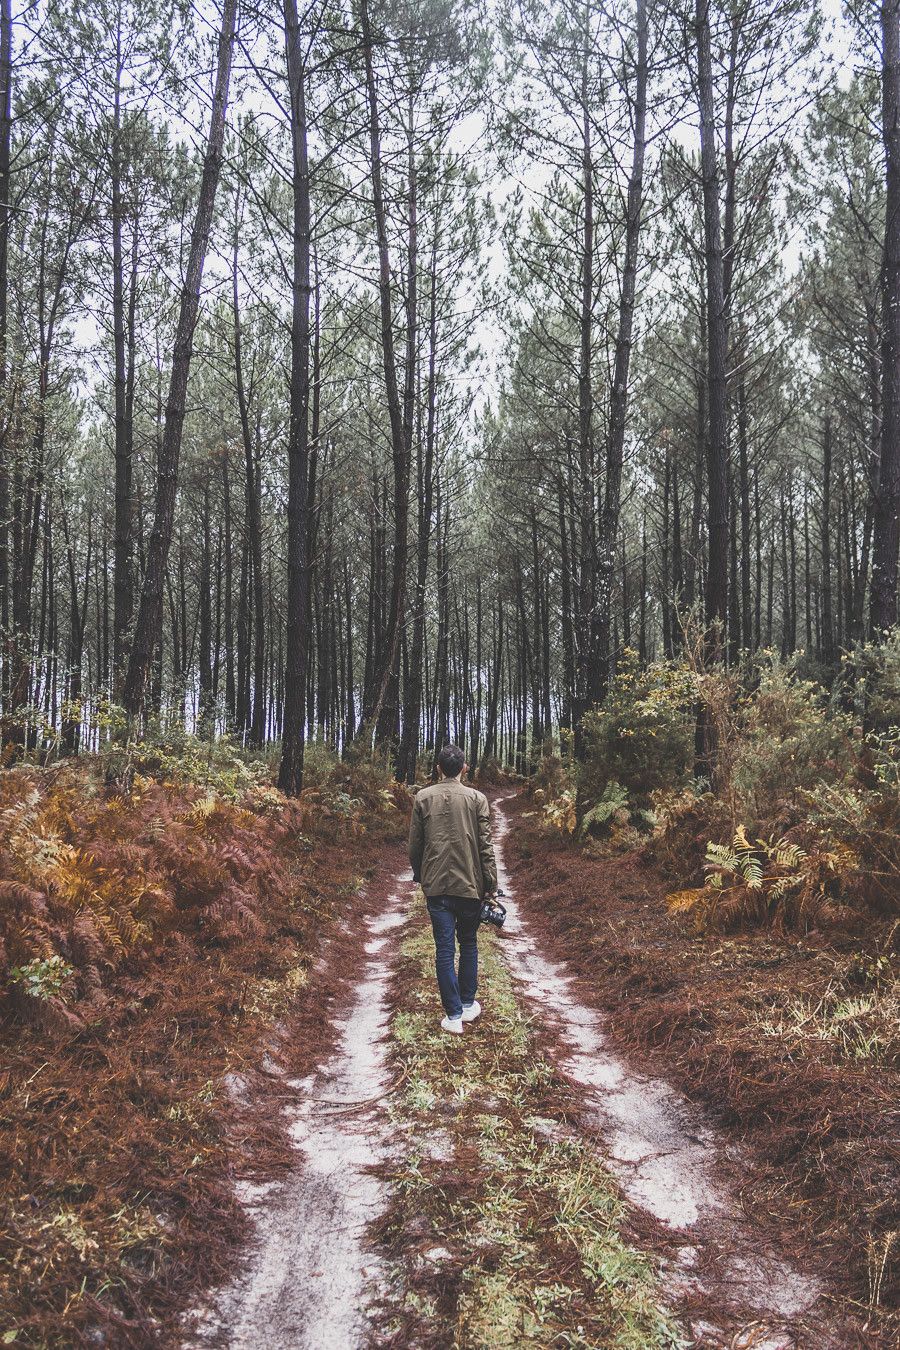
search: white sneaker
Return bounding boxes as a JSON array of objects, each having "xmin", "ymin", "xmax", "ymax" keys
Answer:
[
  {"xmin": 440, "ymin": 1016, "xmax": 463, "ymax": 1034},
  {"xmin": 461, "ymin": 1001, "xmax": 481, "ymax": 1023}
]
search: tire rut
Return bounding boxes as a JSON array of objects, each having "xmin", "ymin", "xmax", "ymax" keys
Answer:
[
  {"xmin": 491, "ymin": 794, "xmax": 853, "ymax": 1350},
  {"xmin": 186, "ymin": 881, "xmax": 408, "ymax": 1349}
]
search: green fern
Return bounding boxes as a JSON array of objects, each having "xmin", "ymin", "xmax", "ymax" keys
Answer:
[
  {"xmin": 705, "ymin": 835, "xmax": 763, "ymax": 890},
  {"xmin": 579, "ymin": 782, "xmax": 630, "ymax": 838},
  {"xmin": 672, "ymin": 825, "xmax": 845, "ymax": 933}
]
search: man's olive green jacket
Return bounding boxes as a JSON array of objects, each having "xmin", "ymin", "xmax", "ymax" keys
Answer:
[{"xmin": 409, "ymin": 777, "xmax": 498, "ymax": 901}]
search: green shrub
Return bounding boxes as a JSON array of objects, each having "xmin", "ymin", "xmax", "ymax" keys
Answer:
[
  {"xmin": 840, "ymin": 626, "xmax": 900, "ymax": 731},
  {"xmin": 649, "ymin": 787, "xmax": 733, "ymax": 885},
  {"xmin": 579, "ymin": 652, "xmax": 695, "ymax": 809},
  {"xmin": 533, "ymin": 752, "xmax": 568, "ymax": 794},
  {"xmin": 667, "ymin": 825, "xmax": 859, "ymax": 934},
  {"xmin": 538, "ymin": 785, "xmax": 577, "ymax": 834},
  {"xmin": 731, "ymin": 660, "xmax": 853, "ymax": 830},
  {"xmin": 9, "ymin": 955, "xmax": 74, "ymax": 1001},
  {"xmin": 301, "ymin": 738, "xmax": 342, "ymax": 788}
]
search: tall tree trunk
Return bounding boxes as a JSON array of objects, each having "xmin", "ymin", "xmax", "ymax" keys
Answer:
[
  {"xmin": 397, "ymin": 241, "xmax": 437, "ymax": 783},
  {"xmin": 359, "ymin": 0, "xmax": 411, "ymax": 738},
  {"xmin": 695, "ymin": 0, "xmax": 729, "ymax": 644},
  {"xmin": 123, "ymin": 0, "xmax": 237, "ymax": 717},
  {"xmin": 574, "ymin": 17, "xmax": 596, "ymax": 722},
  {"xmin": 278, "ymin": 0, "xmax": 313, "ymax": 795},
  {"xmin": 821, "ymin": 417, "xmax": 835, "ymax": 667},
  {"xmin": 686, "ymin": 310, "xmax": 706, "ymax": 612},
  {"xmin": 111, "ymin": 28, "xmax": 133, "ymax": 693},
  {"xmin": 595, "ymin": 0, "xmax": 648, "ymax": 683},
  {"xmin": 872, "ymin": 0, "xmax": 900, "ymax": 632},
  {"xmin": 737, "ymin": 380, "xmax": 752, "ymax": 653},
  {"xmin": 754, "ymin": 470, "xmax": 762, "ymax": 648},
  {"xmin": 232, "ymin": 223, "xmax": 265, "ymax": 745},
  {"xmin": 0, "ymin": 0, "xmax": 12, "ymax": 687},
  {"xmin": 198, "ymin": 476, "xmax": 213, "ymax": 736}
]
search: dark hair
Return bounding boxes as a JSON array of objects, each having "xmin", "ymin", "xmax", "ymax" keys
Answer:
[{"xmin": 437, "ymin": 744, "xmax": 465, "ymax": 777}]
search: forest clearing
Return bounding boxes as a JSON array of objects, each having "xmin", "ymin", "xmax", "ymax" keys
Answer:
[{"xmin": 1, "ymin": 0, "xmax": 900, "ymax": 1345}]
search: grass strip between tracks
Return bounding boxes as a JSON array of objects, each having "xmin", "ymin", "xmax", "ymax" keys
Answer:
[{"xmin": 372, "ymin": 903, "xmax": 683, "ymax": 1349}]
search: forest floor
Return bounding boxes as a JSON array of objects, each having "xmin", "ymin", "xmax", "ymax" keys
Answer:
[{"xmin": 184, "ymin": 793, "xmax": 897, "ymax": 1350}]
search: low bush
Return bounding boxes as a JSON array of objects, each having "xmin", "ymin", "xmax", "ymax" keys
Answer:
[
  {"xmin": 649, "ymin": 787, "xmax": 732, "ymax": 884},
  {"xmin": 579, "ymin": 652, "xmax": 695, "ymax": 809},
  {"xmin": 474, "ymin": 755, "xmax": 516, "ymax": 787},
  {"xmin": 840, "ymin": 627, "xmax": 900, "ymax": 731},
  {"xmin": 731, "ymin": 659, "xmax": 854, "ymax": 831},
  {"xmin": 560, "ymin": 642, "xmax": 900, "ymax": 932},
  {"xmin": 0, "ymin": 756, "xmax": 406, "ymax": 1026}
]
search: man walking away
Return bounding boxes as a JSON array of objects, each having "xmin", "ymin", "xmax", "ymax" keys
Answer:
[{"xmin": 408, "ymin": 745, "xmax": 498, "ymax": 1035}]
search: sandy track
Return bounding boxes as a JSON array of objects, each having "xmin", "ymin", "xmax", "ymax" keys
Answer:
[
  {"xmin": 491, "ymin": 794, "xmax": 852, "ymax": 1350},
  {"xmin": 187, "ymin": 884, "xmax": 408, "ymax": 1349}
]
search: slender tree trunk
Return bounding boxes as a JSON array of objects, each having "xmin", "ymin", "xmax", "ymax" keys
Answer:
[
  {"xmin": 574, "ymin": 18, "xmax": 597, "ymax": 721},
  {"xmin": 111, "ymin": 30, "xmax": 133, "ymax": 693},
  {"xmin": 359, "ymin": 0, "xmax": 411, "ymax": 738},
  {"xmin": 0, "ymin": 0, "xmax": 12, "ymax": 688},
  {"xmin": 695, "ymin": 0, "xmax": 729, "ymax": 644},
  {"xmin": 278, "ymin": 0, "xmax": 313, "ymax": 795},
  {"xmin": 685, "ymin": 307, "xmax": 706, "ymax": 612},
  {"xmin": 123, "ymin": 0, "xmax": 237, "ymax": 717},
  {"xmin": 872, "ymin": 0, "xmax": 900, "ymax": 631},
  {"xmin": 232, "ymin": 224, "xmax": 265, "ymax": 745},
  {"xmin": 780, "ymin": 490, "xmax": 790, "ymax": 658},
  {"xmin": 753, "ymin": 470, "xmax": 762, "ymax": 648},
  {"xmin": 198, "ymin": 476, "xmax": 213, "ymax": 736},
  {"xmin": 821, "ymin": 417, "xmax": 835, "ymax": 667},
  {"xmin": 737, "ymin": 381, "xmax": 752, "ymax": 653},
  {"xmin": 397, "ymin": 244, "xmax": 437, "ymax": 782},
  {"xmin": 595, "ymin": 0, "xmax": 648, "ymax": 682},
  {"xmin": 559, "ymin": 481, "xmax": 575, "ymax": 729}
]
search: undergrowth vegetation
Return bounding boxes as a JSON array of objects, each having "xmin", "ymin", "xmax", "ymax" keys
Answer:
[
  {"xmin": 0, "ymin": 744, "xmax": 407, "ymax": 1346},
  {"xmin": 531, "ymin": 644, "xmax": 900, "ymax": 935},
  {"xmin": 518, "ymin": 639, "xmax": 900, "ymax": 1326}
]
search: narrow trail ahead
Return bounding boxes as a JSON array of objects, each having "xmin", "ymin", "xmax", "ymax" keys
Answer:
[{"xmin": 189, "ymin": 798, "xmax": 853, "ymax": 1350}]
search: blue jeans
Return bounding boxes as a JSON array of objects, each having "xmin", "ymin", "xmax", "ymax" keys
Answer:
[{"xmin": 426, "ymin": 895, "xmax": 480, "ymax": 1020}]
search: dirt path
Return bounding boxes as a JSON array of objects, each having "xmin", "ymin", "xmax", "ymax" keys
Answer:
[
  {"xmin": 188, "ymin": 880, "xmax": 409, "ymax": 1348},
  {"xmin": 188, "ymin": 799, "xmax": 859, "ymax": 1349},
  {"xmin": 491, "ymin": 795, "xmax": 851, "ymax": 1350}
]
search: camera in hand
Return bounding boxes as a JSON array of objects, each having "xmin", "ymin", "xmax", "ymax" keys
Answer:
[{"xmin": 480, "ymin": 889, "xmax": 507, "ymax": 929}]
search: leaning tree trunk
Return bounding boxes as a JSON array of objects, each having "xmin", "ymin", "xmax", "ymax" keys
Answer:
[
  {"xmin": 122, "ymin": 0, "xmax": 238, "ymax": 719},
  {"xmin": 277, "ymin": 0, "xmax": 313, "ymax": 796},
  {"xmin": 872, "ymin": 0, "xmax": 900, "ymax": 633}
]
